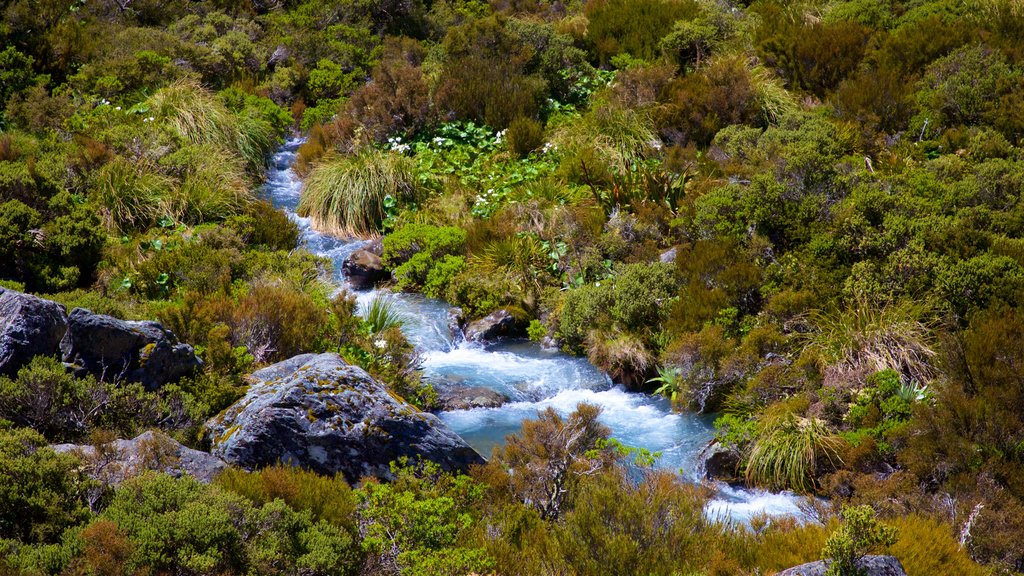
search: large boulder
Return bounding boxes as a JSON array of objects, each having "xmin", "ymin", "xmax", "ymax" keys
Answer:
[
  {"xmin": 0, "ymin": 288, "xmax": 69, "ymax": 376},
  {"xmin": 464, "ymin": 309, "xmax": 527, "ymax": 343},
  {"xmin": 60, "ymin": 308, "xmax": 201, "ymax": 390},
  {"xmin": 52, "ymin": 430, "xmax": 227, "ymax": 484},
  {"xmin": 342, "ymin": 248, "xmax": 388, "ymax": 290},
  {"xmin": 206, "ymin": 353, "xmax": 485, "ymax": 482},
  {"xmin": 777, "ymin": 556, "xmax": 907, "ymax": 576}
]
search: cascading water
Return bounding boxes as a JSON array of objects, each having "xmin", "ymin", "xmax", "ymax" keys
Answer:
[{"xmin": 264, "ymin": 138, "xmax": 807, "ymax": 522}]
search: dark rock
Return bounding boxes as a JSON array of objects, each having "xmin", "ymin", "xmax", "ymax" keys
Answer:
[
  {"xmin": 777, "ymin": 555, "xmax": 907, "ymax": 576},
  {"xmin": 60, "ymin": 308, "xmax": 201, "ymax": 390},
  {"xmin": 206, "ymin": 353, "xmax": 485, "ymax": 482},
  {"xmin": 702, "ymin": 442, "xmax": 741, "ymax": 482},
  {"xmin": 342, "ymin": 248, "xmax": 388, "ymax": 290},
  {"xmin": 436, "ymin": 385, "xmax": 509, "ymax": 411},
  {"xmin": 464, "ymin": 309, "xmax": 527, "ymax": 342},
  {"xmin": 447, "ymin": 307, "xmax": 465, "ymax": 339},
  {"xmin": 0, "ymin": 288, "xmax": 68, "ymax": 376},
  {"xmin": 52, "ymin": 430, "xmax": 227, "ymax": 484}
]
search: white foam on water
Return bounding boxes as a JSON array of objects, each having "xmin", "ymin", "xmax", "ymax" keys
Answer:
[{"xmin": 704, "ymin": 482, "xmax": 808, "ymax": 523}]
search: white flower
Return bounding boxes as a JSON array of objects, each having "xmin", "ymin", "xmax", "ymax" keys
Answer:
[
  {"xmin": 114, "ymin": 106, "xmax": 121, "ymax": 111},
  {"xmin": 374, "ymin": 339, "xmax": 387, "ymax": 350}
]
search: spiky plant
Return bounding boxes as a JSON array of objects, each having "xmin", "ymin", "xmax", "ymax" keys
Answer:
[
  {"xmin": 648, "ymin": 365, "xmax": 685, "ymax": 404},
  {"xmin": 297, "ymin": 151, "xmax": 416, "ymax": 238},
  {"xmin": 807, "ymin": 298, "xmax": 937, "ymax": 387},
  {"xmin": 586, "ymin": 329, "xmax": 656, "ymax": 389},
  {"xmin": 745, "ymin": 411, "xmax": 844, "ymax": 493},
  {"xmin": 362, "ymin": 294, "xmax": 407, "ymax": 336}
]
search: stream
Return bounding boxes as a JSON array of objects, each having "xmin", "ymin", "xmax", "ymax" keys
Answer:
[{"xmin": 264, "ymin": 138, "xmax": 806, "ymax": 522}]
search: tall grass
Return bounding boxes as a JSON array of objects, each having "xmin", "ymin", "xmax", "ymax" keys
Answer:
[
  {"xmin": 745, "ymin": 410, "xmax": 844, "ymax": 493},
  {"xmin": 161, "ymin": 144, "xmax": 253, "ymax": 224},
  {"xmin": 90, "ymin": 157, "xmax": 171, "ymax": 231},
  {"xmin": 749, "ymin": 64, "xmax": 797, "ymax": 125},
  {"xmin": 807, "ymin": 298, "xmax": 936, "ymax": 386},
  {"xmin": 361, "ymin": 294, "xmax": 407, "ymax": 335},
  {"xmin": 552, "ymin": 101, "xmax": 658, "ymax": 177},
  {"xmin": 297, "ymin": 150, "xmax": 416, "ymax": 238},
  {"xmin": 147, "ymin": 80, "xmax": 273, "ymax": 172}
]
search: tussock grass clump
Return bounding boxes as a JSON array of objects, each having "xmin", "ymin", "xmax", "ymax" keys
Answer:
[
  {"xmin": 361, "ymin": 294, "xmax": 406, "ymax": 336},
  {"xmin": 90, "ymin": 157, "xmax": 171, "ymax": 231},
  {"xmin": 745, "ymin": 409, "xmax": 844, "ymax": 493},
  {"xmin": 298, "ymin": 151, "xmax": 416, "ymax": 238},
  {"xmin": 161, "ymin": 144, "xmax": 253, "ymax": 224},
  {"xmin": 552, "ymin": 102, "xmax": 659, "ymax": 184},
  {"xmin": 808, "ymin": 298, "xmax": 937, "ymax": 387},
  {"xmin": 148, "ymin": 80, "xmax": 273, "ymax": 172}
]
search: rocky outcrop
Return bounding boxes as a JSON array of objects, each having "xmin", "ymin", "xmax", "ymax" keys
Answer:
[
  {"xmin": 659, "ymin": 246, "xmax": 678, "ymax": 263},
  {"xmin": 206, "ymin": 353, "xmax": 485, "ymax": 482},
  {"xmin": 61, "ymin": 308, "xmax": 202, "ymax": 390},
  {"xmin": 0, "ymin": 287, "xmax": 69, "ymax": 376},
  {"xmin": 777, "ymin": 556, "xmax": 907, "ymax": 576},
  {"xmin": 52, "ymin": 430, "xmax": 227, "ymax": 484},
  {"xmin": 436, "ymin": 385, "xmax": 509, "ymax": 411},
  {"xmin": 464, "ymin": 309, "xmax": 527, "ymax": 343},
  {"xmin": 342, "ymin": 248, "xmax": 388, "ymax": 290}
]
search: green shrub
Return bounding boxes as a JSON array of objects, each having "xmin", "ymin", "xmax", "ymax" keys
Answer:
[
  {"xmin": 506, "ymin": 116, "xmax": 545, "ymax": 158},
  {"xmin": 298, "ymin": 151, "xmax": 418, "ymax": 237},
  {"xmin": 382, "ymin": 223, "xmax": 467, "ymax": 291},
  {"xmin": 584, "ymin": 0, "xmax": 700, "ymax": 64},
  {"xmin": 0, "ymin": 426, "xmax": 94, "ymax": 544},
  {"xmin": 821, "ymin": 505, "xmax": 898, "ymax": 576}
]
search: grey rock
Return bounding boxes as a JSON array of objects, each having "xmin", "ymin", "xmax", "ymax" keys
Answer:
[
  {"xmin": 206, "ymin": 353, "xmax": 485, "ymax": 482},
  {"xmin": 659, "ymin": 246, "xmax": 678, "ymax": 263},
  {"xmin": 701, "ymin": 442, "xmax": 741, "ymax": 482},
  {"xmin": 342, "ymin": 248, "xmax": 388, "ymax": 290},
  {"xmin": 436, "ymin": 385, "xmax": 509, "ymax": 411},
  {"xmin": 0, "ymin": 288, "xmax": 68, "ymax": 376},
  {"xmin": 52, "ymin": 430, "xmax": 227, "ymax": 484},
  {"xmin": 60, "ymin": 307, "xmax": 201, "ymax": 390},
  {"xmin": 464, "ymin": 309, "xmax": 527, "ymax": 342},
  {"xmin": 777, "ymin": 555, "xmax": 907, "ymax": 576}
]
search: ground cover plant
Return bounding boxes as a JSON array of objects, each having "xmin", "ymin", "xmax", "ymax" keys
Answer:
[{"xmin": 2, "ymin": 0, "xmax": 1023, "ymax": 573}]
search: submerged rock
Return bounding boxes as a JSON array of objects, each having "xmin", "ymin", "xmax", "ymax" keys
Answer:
[
  {"xmin": 0, "ymin": 287, "xmax": 68, "ymax": 376},
  {"xmin": 464, "ymin": 309, "xmax": 527, "ymax": 342},
  {"xmin": 52, "ymin": 430, "xmax": 227, "ymax": 484},
  {"xmin": 61, "ymin": 307, "xmax": 202, "ymax": 390},
  {"xmin": 777, "ymin": 555, "xmax": 907, "ymax": 576},
  {"xmin": 206, "ymin": 353, "xmax": 485, "ymax": 482},
  {"xmin": 436, "ymin": 385, "xmax": 510, "ymax": 411},
  {"xmin": 342, "ymin": 248, "xmax": 388, "ymax": 290}
]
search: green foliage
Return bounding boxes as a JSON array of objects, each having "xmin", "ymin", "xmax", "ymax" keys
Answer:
[
  {"xmin": 362, "ymin": 294, "xmax": 407, "ymax": 336},
  {"xmin": 99, "ymin": 472, "xmax": 361, "ymax": 576},
  {"xmin": 382, "ymin": 223, "xmax": 467, "ymax": 291},
  {"xmin": 821, "ymin": 505, "xmax": 898, "ymax": 576},
  {"xmin": 0, "ymin": 426, "xmax": 93, "ymax": 545},
  {"xmin": 585, "ymin": 0, "xmax": 700, "ymax": 64},
  {"xmin": 526, "ymin": 319, "xmax": 547, "ymax": 342},
  {"xmin": 298, "ymin": 151, "xmax": 417, "ymax": 237},
  {"xmin": 356, "ymin": 460, "xmax": 492, "ymax": 576},
  {"xmin": 745, "ymin": 408, "xmax": 845, "ymax": 493}
]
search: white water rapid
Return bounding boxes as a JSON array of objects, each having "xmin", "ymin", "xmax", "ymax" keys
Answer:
[{"xmin": 263, "ymin": 138, "xmax": 807, "ymax": 522}]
